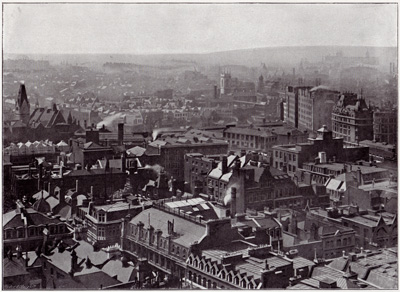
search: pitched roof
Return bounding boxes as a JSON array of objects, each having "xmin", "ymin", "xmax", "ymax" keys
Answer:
[
  {"xmin": 129, "ymin": 207, "xmax": 207, "ymax": 247},
  {"xmin": 3, "ymin": 257, "xmax": 29, "ymax": 278}
]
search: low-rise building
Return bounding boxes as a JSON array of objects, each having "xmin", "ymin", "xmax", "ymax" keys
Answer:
[
  {"xmin": 84, "ymin": 200, "xmax": 145, "ymax": 248},
  {"xmin": 272, "ymin": 125, "xmax": 369, "ymax": 175},
  {"xmin": 3, "ymin": 200, "xmax": 72, "ymax": 253},
  {"xmin": 186, "ymin": 244, "xmax": 294, "ymax": 289}
]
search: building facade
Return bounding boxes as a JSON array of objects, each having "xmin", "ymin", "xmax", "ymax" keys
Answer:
[
  {"xmin": 373, "ymin": 108, "xmax": 397, "ymax": 144},
  {"xmin": 272, "ymin": 125, "xmax": 369, "ymax": 175},
  {"xmin": 298, "ymin": 86, "xmax": 339, "ymax": 132},
  {"xmin": 332, "ymin": 93, "xmax": 373, "ymax": 143}
]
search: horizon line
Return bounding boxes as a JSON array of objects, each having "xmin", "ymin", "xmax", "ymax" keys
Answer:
[{"xmin": 3, "ymin": 44, "xmax": 397, "ymax": 57}]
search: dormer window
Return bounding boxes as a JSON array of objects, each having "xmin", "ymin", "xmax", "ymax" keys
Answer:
[{"xmin": 98, "ymin": 213, "xmax": 106, "ymax": 222}]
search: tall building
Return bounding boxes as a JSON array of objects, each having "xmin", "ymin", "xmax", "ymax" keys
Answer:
[
  {"xmin": 220, "ymin": 72, "xmax": 232, "ymax": 95},
  {"xmin": 373, "ymin": 108, "xmax": 397, "ymax": 144},
  {"xmin": 332, "ymin": 92, "xmax": 373, "ymax": 143},
  {"xmin": 286, "ymin": 86, "xmax": 313, "ymax": 128},
  {"xmin": 298, "ymin": 86, "xmax": 339, "ymax": 132},
  {"xmin": 14, "ymin": 83, "xmax": 30, "ymax": 125}
]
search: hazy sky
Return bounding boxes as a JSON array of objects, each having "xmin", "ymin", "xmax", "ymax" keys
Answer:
[{"xmin": 3, "ymin": 3, "xmax": 397, "ymax": 55}]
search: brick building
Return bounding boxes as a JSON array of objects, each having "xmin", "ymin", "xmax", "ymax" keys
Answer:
[
  {"xmin": 184, "ymin": 153, "xmax": 218, "ymax": 194},
  {"xmin": 144, "ymin": 134, "xmax": 228, "ymax": 182},
  {"xmin": 3, "ymin": 201, "xmax": 71, "ymax": 253},
  {"xmin": 121, "ymin": 203, "xmax": 246, "ymax": 287},
  {"xmin": 372, "ymin": 108, "xmax": 397, "ymax": 144},
  {"xmin": 186, "ymin": 245, "xmax": 294, "ymax": 289},
  {"xmin": 83, "ymin": 200, "xmax": 145, "ymax": 248},
  {"xmin": 272, "ymin": 125, "xmax": 369, "ymax": 175},
  {"xmin": 218, "ymin": 161, "xmax": 302, "ymax": 213}
]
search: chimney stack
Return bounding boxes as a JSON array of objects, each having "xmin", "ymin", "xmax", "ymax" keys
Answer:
[
  {"xmin": 356, "ymin": 167, "xmax": 362, "ymax": 186},
  {"xmin": 121, "ymin": 151, "xmax": 126, "ymax": 173},
  {"xmin": 230, "ymin": 187, "xmax": 237, "ymax": 218},
  {"xmin": 118, "ymin": 123, "xmax": 124, "ymax": 146},
  {"xmin": 48, "ymin": 182, "xmax": 51, "ymax": 195},
  {"xmin": 71, "ymin": 250, "xmax": 78, "ymax": 273},
  {"xmin": 222, "ymin": 155, "xmax": 228, "ymax": 175},
  {"xmin": 75, "ymin": 180, "xmax": 79, "ymax": 193}
]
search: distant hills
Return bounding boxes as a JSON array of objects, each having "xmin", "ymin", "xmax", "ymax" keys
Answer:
[{"xmin": 4, "ymin": 46, "xmax": 397, "ymax": 70}]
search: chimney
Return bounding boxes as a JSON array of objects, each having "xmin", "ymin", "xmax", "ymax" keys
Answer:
[
  {"xmin": 318, "ymin": 152, "xmax": 327, "ymax": 164},
  {"xmin": 48, "ymin": 182, "xmax": 51, "ymax": 195},
  {"xmin": 75, "ymin": 180, "xmax": 79, "ymax": 193},
  {"xmin": 118, "ymin": 123, "xmax": 124, "ymax": 146},
  {"xmin": 172, "ymin": 179, "xmax": 177, "ymax": 196},
  {"xmin": 265, "ymin": 259, "xmax": 269, "ymax": 270},
  {"xmin": 16, "ymin": 246, "xmax": 22, "ymax": 259},
  {"xmin": 222, "ymin": 156, "xmax": 228, "ymax": 175},
  {"xmin": 230, "ymin": 187, "xmax": 237, "ymax": 218},
  {"xmin": 38, "ymin": 165, "xmax": 43, "ymax": 191},
  {"xmin": 315, "ymin": 157, "xmax": 320, "ymax": 165},
  {"xmin": 356, "ymin": 167, "xmax": 362, "ymax": 186},
  {"xmin": 121, "ymin": 151, "xmax": 126, "ymax": 173},
  {"xmin": 168, "ymin": 220, "xmax": 174, "ymax": 235},
  {"xmin": 70, "ymin": 250, "xmax": 78, "ymax": 273}
]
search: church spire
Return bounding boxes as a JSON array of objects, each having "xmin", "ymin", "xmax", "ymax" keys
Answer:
[
  {"xmin": 16, "ymin": 82, "xmax": 29, "ymax": 109},
  {"xmin": 15, "ymin": 82, "xmax": 31, "ymax": 125}
]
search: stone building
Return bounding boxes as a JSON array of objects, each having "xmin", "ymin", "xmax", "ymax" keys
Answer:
[{"xmin": 332, "ymin": 92, "xmax": 373, "ymax": 143}]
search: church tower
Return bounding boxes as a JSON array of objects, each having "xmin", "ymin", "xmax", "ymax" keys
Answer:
[
  {"xmin": 220, "ymin": 70, "xmax": 231, "ymax": 96},
  {"xmin": 257, "ymin": 74, "xmax": 264, "ymax": 93},
  {"xmin": 15, "ymin": 83, "xmax": 30, "ymax": 125}
]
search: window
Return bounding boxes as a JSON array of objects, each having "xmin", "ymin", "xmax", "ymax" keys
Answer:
[
  {"xmin": 98, "ymin": 227, "xmax": 105, "ymax": 238},
  {"xmin": 98, "ymin": 213, "xmax": 106, "ymax": 222}
]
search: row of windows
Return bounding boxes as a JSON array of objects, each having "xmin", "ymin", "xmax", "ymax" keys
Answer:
[
  {"xmin": 324, "ymin": 236, "xmax": 353, "ymax": 249},
  {"xmin": 188, "ymin": 258, "xmax": 256, "ymax": 289},
  {"xmin": 4, "ymin": 224, "xmax": 66, "ymax": 239},
  {"xmin": 225, "ymin": 133, "xmax": 276, "ymax": 143},
  {"xmin": 274, "ymin": 151, "xmax": 297, "ymax": 161},
  {"xmin": 129, "ymin": 225, "xmax": 188, "ymax": 259}
]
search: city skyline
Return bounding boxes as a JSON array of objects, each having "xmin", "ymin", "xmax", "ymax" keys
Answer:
[{"xmin": 3, "ymin": 3, "xmax": 397, "ymax": 55}]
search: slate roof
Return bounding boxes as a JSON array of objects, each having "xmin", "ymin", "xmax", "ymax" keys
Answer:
[
  {"xmin": 3, "ymin": 257, "xmax": 29, "ymax": 278},
  {"xmin": 129, "ymin": 207, "xmax": 207, "ymax": 247},
  {"xmin": 3, "ymin": 208, "xmax": 65, "ymax": 229}
]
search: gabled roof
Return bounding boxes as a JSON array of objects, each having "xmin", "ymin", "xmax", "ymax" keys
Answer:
[
  {"xmin": 3, "ymin": 257, "xmax": 29, "ymax": 278},
  {"xmin": 126, "ymin": 146, "xmax": 146, "ymax": 157}
]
